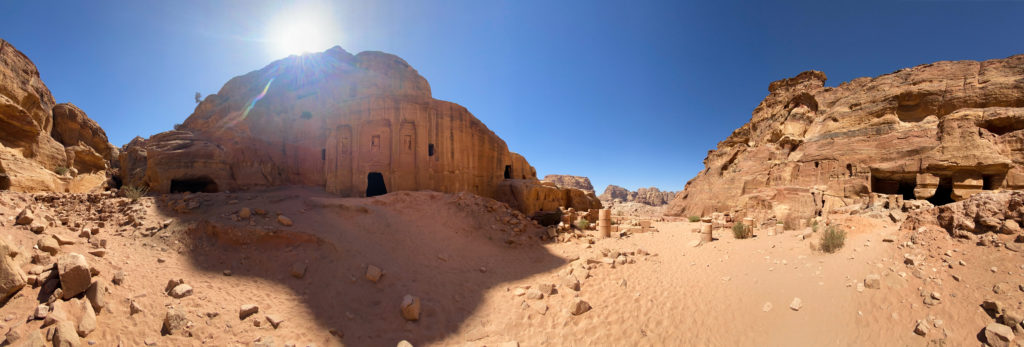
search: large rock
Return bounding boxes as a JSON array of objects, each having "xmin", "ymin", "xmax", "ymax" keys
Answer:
[
  {"xmin": 0, "ymin": 239, "xmax": 26, "ymax": 303},
  {"xmin": 668, "ymin": 56, "xmax": 1024, "ymax": 220},
  {"xmin": 51, "ymin": 103, "xmax": 118, "ymax": 167},
  {"xmin": 985, "ymin": 322, "xmax": 1015, "ymax": 347},
  {"xmin": 117, "ymin": 47, "xmax": 563, "ymax": 213},
  {"xmin": 56, "ymin": 253, "xmax": 91, "ymax": 299}
]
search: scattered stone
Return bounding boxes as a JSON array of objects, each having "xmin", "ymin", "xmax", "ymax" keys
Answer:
[
  {"xmin": 238, "ymin": 208, "xmax": 252, "ymax": 219},
  {"xmin": 85, "ymin": 280, "xmax": 106, "ymax": 313},
  {"xmin": 77, "ymin": 301, "xmax": 96, "ymax": 337},
  {"xmin": 111, "ymin": 271, "xmax": 125, "ymax": 285},
  {"xmin": 561, "ymin": 275, "xmax": 580, "ymax": 291},
  {"xmin": 168, "ymin": 284, "xmax": 193, "ymax": 299},
  {"xmin": 397, "ymin": 341, "xmax": 413, "ymax": 347},
  {"xmin": 161, "ymin": 307, "xmax": 190, "ymax": 336},
  {"xmin": 265, "ymin": 315, "xmax": 284, "ymax": 329},
  {"xmin": 525, "ymin": 288, "xmax": 544, "ymax": 300},
  {"xmin": 52, "ymin": 234, "xmax": 76, "ymax": 246},
  {"xmin": 789, "ymin": 297, "xmax": 803, "ymax": 311},
  {"xmin": 15, "ymin": 208, "xmax": 34, "ymax": 225},
  {"xmin": 762, "ymin": 302, "xmax": 772, "ymax": 312},
  {"xmin": 38, "ymin": 237, "xmax": 60, "ymax": 256},
  {"xmin": 290, "ymin": 262, "xmax": 307, "ymax": 279},
  {"xmin": 35, "ymin": 304, "xmax": 49, "ymax": 319},
  {"xmin": 86, "ymin": 249, "xmax": 106, "ymax": 258},
  {"xmin": 239, "ymin": 304, "xmax": 259, "ymax": 320},
  {"xmin": 400, "ymin": 295, "xmax": 421, "ymax": 321},
  {"xmin": 52, "ymin": 321, "xmax": 81, "ymax": 346},
  {"xmin": 57, "ymin": 253, "xmax": 91, "ymax": 299},
  {"xmin": 570, "ymin": 298, "xmax": 591, "ymax": 315},
  {"xmin": 864, "ymin": 274, "xmax": 881, "ymax": 289},
  {"xmin": 277, "ymin": 215, "xmax": 293, "ymax": 226},
  {"xmin": 914, "ymin": 320, "xmax": 929, "ymax": 336},
  {"xmin": 129, "ymin": 300, "xmax": 143, "ymax": 315},
  {"xmin": 995, "ymin": 282, "xmax": 1011, "ymax": 294},
  {"xmin": 365, "ymin": 265, "xmax": 383, "ymax": 283},
  {"xmin": 537, "ymin": 283, "xmax": 555, "ymax": 295},
  {"xmin": 30, "ymin": 223, "xmax": 45, "ymax": 233}
]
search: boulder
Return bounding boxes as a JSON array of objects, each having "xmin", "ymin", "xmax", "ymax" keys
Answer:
[
  {"xmin": 569, "ymin": 298, "xmax": 591, "ymax": 315},
  {"xmin": 77, "ymin": 300, "xmax": 96, "ymax": 337},
  {"xmin": 365, "ymin": 265, "xmax": 383, "ymax": 283},
  {"xmin": 239, "ymin": 304, "xmax": 259, "ymax": 320},
  {"xmin": 52, "ymin": 321, "xmax": 81, "ymax": 347},
  {"xmin": 0, "ymin": 239, "xmax": 27, "ymax": 303},
  {"xmin": 84, "ymin": 280, "xmax": 106, "ymax": 313},
  {"xmin": 985, "ymin": 322, "xmax": 1015, "ymax": 347},
  {"xmin": 168, "ymin": 283, "xmax": 193, "ymax": 298},
  {"xmin": 37, "ymin": 237, "xmax": 60, "ymax": 255},
  {"xmin": 56, "ymin": 253, "xmax": 91, "ymax": 299}
]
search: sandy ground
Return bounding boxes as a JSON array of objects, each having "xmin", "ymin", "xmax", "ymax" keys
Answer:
[{"xmin": 0, "ymin": 187, "xmax": 1021, "ymax": 346}]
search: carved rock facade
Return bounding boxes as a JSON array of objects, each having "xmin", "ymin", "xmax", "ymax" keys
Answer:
[
  {"xmin": 120, "ymin": 47, "xmax": 599, "ymax": 213},
  {"xmin": 669, "ymin": 55, "xmax": 1024, "ymax": 225}
]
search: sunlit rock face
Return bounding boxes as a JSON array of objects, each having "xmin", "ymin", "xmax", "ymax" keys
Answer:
[
  {"xmin": 0, "ymin": 38, "xmax": 114, "ymax": 192},
  {"xmin": 669, "ymin": 55, "xmax": 1024, "ymax": 224},
  {"xmin": 121, "ymin": 46, "xmax": 599, "ymax": 213}
]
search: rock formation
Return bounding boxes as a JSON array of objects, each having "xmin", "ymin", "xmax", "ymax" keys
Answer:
[
  {"xmin": 669, "ymin": 55, "xmax": 1024, "ymax": 225},
  {"xmin": 119, "ymin": 47, "xmax": 599, "ymax": 214},
  {"xmin": 0, "ymin": 38, "xmax": 115, "ymax": 192},
  {"xmin": 600, "ymin": 185, "xmax": 677, "ymax": 206},
  {"xmin": 542, "ymin": 175, "xmax": 595, "ymax": 194}
]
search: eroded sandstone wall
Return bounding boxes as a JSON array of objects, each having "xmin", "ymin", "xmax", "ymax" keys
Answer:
[
  {"xmin": 120, "ymin": 46, "xmax": 598, "ymax": 214},
  {"xmin": 0, "ymin": 39, "xmax": 115, "ymax": 192},
  {"xmin": 669, "ymin": 55, "xmax": 1024, "ymax": 224}
]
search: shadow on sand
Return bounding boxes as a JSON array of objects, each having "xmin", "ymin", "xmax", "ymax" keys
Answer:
[{"xmin": 150, "ymin": 186, "xmax": 565, "ymax": 346}]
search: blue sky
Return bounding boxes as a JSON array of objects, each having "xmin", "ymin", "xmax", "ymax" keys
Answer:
[{"xmin": 2, "ymin": 1, "xmax": 1023, "ymax": 192}]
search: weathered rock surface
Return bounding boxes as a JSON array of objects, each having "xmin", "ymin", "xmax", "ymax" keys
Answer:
[
  {"xmin": 0, "ymin": 38, "xmax": 115, "ymax": 193},
  {"xmin": 599, "ymin": 185, "xmax": 678, "ymax": 206},
  {"xmin": 542, "ymin": 175, "xmax": 595, "ymax": 194},
  {"xmin": 0, "ymin": 238, "xmax": 26, "ymax": 303},
  {"xmin": 117, "ymin": 46, "xmax": 590, "ymax": 213},
  {"xmin": 669, "ymin": 55, "xmax": 1024, "ymax": 223},
  {"xmin": 57, "ymin": 253, "xmax": 91, "ymax": 299}
]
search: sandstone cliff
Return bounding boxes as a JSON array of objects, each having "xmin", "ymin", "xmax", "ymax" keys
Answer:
[
  {"xmin": 669, "ymin": 55, "xmax": 1024, "ymax": 225},
  {"xmin": 120, "ymin": 47, "xmax": 599, "ymax": 214},
  {"xmin": 542, "ymin": 175, "xmax": 595, "ymax": 194},
  {"xmin": 0, "ymin": 38, "xmax": 115, "ymax": 192},
  {"xmin": 600, "ymin": 185, "xmax": 677, "ymax": 206}
]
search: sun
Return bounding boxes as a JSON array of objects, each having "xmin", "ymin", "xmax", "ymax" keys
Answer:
[{"xmin": 266, "ymin": 5, "xmax": 337, "ymax": 58}]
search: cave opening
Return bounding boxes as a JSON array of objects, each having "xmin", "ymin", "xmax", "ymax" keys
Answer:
[
  {"xmin": 871, "ymin": 173, "xmax": 916, "ymax": 200},
  {"xmin": 170, "ymin": 176, "xmax": 219, "ymax": 193},
  {"xmin": 983, "ymin": 174, "xmax": 999, "ymax": 190},
  {"xmin": 927, "ymin": 176, "xmax": 955, "ymax": 206},
  {"xmin": 504, "ymin": 165, "xmax": 512, "ymax": 179},
  {"xmin": 0, "ymin": 174, "xmax": 9, "ymax": 191},
  {"xmin": 366, "ymin": 172, "xmax": 387, "ymax": 197}
]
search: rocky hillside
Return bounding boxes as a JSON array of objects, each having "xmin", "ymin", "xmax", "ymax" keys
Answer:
[
  {"xmin": 669, "ymin": 55, "xmax": 1024, "ymax": 224},
  {"xmin": 541, "ymin": 175, "xmax": 595, "ymax": 194},
  {"xmin": 600, "ymin": 185, "xmax": 677, "ymax": 206},
  {"xmin": 0, "ymin": 39, "xmax": 116, "ymax": 192}
]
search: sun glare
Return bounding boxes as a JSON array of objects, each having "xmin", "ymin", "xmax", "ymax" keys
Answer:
[{"xmin": 266, "ymin": 4, "xmax": 337, "ymax": 58}]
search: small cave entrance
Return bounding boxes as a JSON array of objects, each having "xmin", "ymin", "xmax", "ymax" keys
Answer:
[
  {"xmin": 366, "ymin": 172, "xmax": 387, "ymax": 197},
  {"xmin": 504, "ymin": 165, "xmax": 512, "ymax": 179},
  {"xmin": 170, "ymin": 176, "xmax": 219, "ymax": 193},
  {"xmin": 109, "ymin": 176, "xmax": 123, "ymax": 189},
  {"xmin": 870, "ymin": 173, "xmax": 916, "ymax": 200},
  {"xmin": 0, "ymin": 174, "xmax": 9, "ymax": 191},
  {"xmin": 927, "ymin": 176, "xmax": 955, "ymax": 206}
]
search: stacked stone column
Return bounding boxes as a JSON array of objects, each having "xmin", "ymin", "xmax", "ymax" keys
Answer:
[
  {"xmin": 598, "ymin": 209, "xmax": 611, "ymax": 238},
  {"xmin": 700, "ymin": 216, "xmax": 713, "ymax": 242}
]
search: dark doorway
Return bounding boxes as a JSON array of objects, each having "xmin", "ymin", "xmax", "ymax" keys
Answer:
[
  {"xmin": 871, "ymin": 173, "xmax": 915, "ymax": 200},
  {"xmin": 366, "ymin": 172, "xmax": 387, "ymax": 197},
  {"xmin": 170, "ymin": 176, "xmax": 219, "ymax": 193},
  {"xmin": 504, "ymin": 165, "xmax": 512, "ymax": 179},
  {"xmin": 927, "ymin": 176, "xmax": 955, "ymax": 206}
]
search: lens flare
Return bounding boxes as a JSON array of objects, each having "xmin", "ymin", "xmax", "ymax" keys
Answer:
[{"xmin": 242, "ymin": 77, "xmax": 274, "ymax": 119}]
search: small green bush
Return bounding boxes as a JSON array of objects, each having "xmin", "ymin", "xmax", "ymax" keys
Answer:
[
  {"xmin": 54, "ymin": 166, "xmax": 69, "ymax": 176},
  {"xmin": 820, "ymin": 226, "xmax": 847, "ymax": 253},
  {"xmin": 575, "ymin": 219, "xmax": 590, "ymax": 230},
  {"xmin": 122, "ymin": 185, "xmax": 150, "ymax": 202},
  {"xmin": 688, "ymin": 216, "xmax": 701, "ymax": 222},
  {"xmin": 732, "ymin": 221, "xmax": 752, "ymax": 239},
  {"xmin": 811, "ymin": 219, "xmax": 819, "ymax": 233}
]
